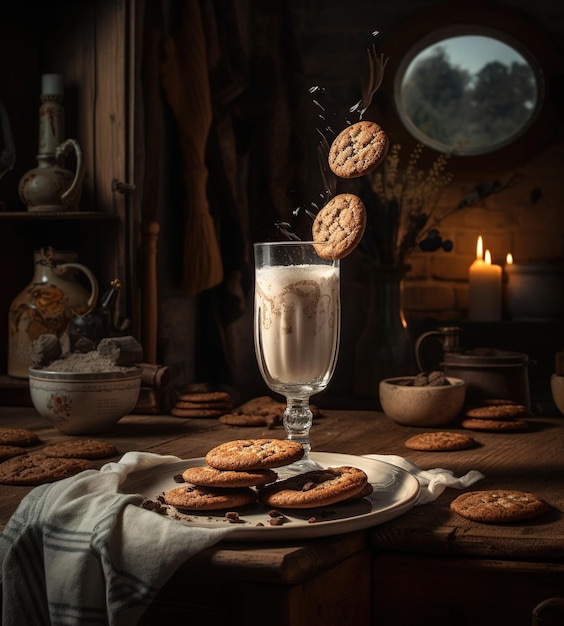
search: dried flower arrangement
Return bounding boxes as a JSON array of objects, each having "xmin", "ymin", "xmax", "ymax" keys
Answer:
[
  {"xmin": 362, "ymin": 143, "xmax": 453, "ymax": 269},
  {"xmin": 360, "ymin": 142, "xmax": 521, "ymax": 270}
]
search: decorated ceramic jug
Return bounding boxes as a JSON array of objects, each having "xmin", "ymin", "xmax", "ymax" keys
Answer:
[{"xmin": 8, "ymin": 247, "xmax": 98, "ymax": 378}]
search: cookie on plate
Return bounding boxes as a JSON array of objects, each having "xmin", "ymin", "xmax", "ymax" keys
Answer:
[
  {"xmin": 258, "ymin": 466, "xmax": 369, "ymax": 509},
  {"xmin": 464, "ymin": 404, "xmax": 528, "ymax": 420},
  {"xmin": 462, "ymin": 418, "xmax": 529, "ymax": 432},
  {"xmin": 312, "ymin": 193, "xmax": 367, "ymax": 260},
  {"xmin": 163, "ymin": 484, "xmax": 256, "ymax": 511},
  {"xmin": 344, "ymin": 480, "xmax": 374, "ymax": 502},
  {"xmin": 405, "ymin": 431, "xmax": 477, "ymax": 452},
  {"xmin": 206, "ymin": 438, "xmax": 304, "ymax": 471},
  {"xmin": 0, "ymin": 446, "xmax": 27, "ymax": 462},
  {"xmin": 0, "ymin": 427, "xmax": 39, "ymax": 447},
  {"xmin": 328, "ymin": 120, "xmax": 389, "ymax": 179},
  {"xmin": 42, "ymin": 439, "xmax": 118, "ymax": 459},
  {"xmin": 450, "ymin": 489, "xmax": 549, "ymax": 523},
  {"xmin": 0, "ymin": 454, "xmax": 95, "ymax": 486},
  {"xmin": 182, "ymin": 465, "xmax": 278, "ymax": 488}
]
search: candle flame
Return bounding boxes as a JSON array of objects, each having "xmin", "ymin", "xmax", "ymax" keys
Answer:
[
  {"xmin": 506, "ymin": 253, "xmax": 514, "ymax": 264},
  {"xmin": 475, "ymin": 236, "xmax": 484, "ymax": 260},
  {"xmin": 485, "ymin": 249, "xmax": 492, "ymax": 265}
]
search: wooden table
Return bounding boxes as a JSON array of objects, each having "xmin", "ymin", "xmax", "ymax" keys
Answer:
[{"xmin": 0, "ymin": 406, "xmax": 563, "ymax": 626}]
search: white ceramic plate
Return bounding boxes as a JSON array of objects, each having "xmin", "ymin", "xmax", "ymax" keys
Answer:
[{"xmin": 121, "ymin": 452, "xmax": 420, "ymax": 541}]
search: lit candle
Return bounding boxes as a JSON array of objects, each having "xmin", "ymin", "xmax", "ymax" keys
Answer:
[{"xmin": 469, "ymin": 236, "xmax": 502, "ymax": 321}]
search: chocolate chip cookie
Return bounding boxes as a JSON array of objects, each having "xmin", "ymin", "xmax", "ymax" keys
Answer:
[
  {"xmin": 205, "ymin": 439, "xmax": 304, "ymax": 471},
  {"xmin": 182, "ymin": 465, "xmax": 278, "ymax": 488},
  {"xmin": 0, "ymin": 427, "xmax": 39, "ymax": 447},
  {"xmin": 163, "ymin": 484, "xmax": 257, "ymax": 511},
  {"xmin": 42, "ymin": 439, "xmax": 118, "ymax": 459},
  {"xmin": 328, "ymin": 120, "xmax": 389, "ymax": 179},
  {"xmin": 461, "ymin": 418, "xmax": 529, "ymax": 432},
  {"xmin": 450, "ymin": 489, "xmax": 549, "ymax": 523},
  {"xmin": 0, "ymin": 446, "xmax": 27, "ymax": 462},
  {"xmin": 0, "ymin": 454, "xmax": 95, "ymax": 486},
  {"xmin": 312, "ymin": 193, "xmax": 366, "ymax": 260},
  {"xmin": 404, "ymin": 431, "xmax": 477, "ymax": 452},
  {"xmin": 258, "ymin": 466, "xmax": 369, "ymax": 509},
  {"xmin": 464, "ymin": 404, "xmax": 528, "ymax": 420}
]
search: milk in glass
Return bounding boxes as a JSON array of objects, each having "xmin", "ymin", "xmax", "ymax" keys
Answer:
[{"xmin": 254, "ymin": 264, "xmax": 340, "ymax": 393}]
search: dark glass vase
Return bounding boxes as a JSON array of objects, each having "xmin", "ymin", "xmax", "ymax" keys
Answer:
[{"xmin": 353, "ymin": 268, "xmax": 416, "ymax": 400}]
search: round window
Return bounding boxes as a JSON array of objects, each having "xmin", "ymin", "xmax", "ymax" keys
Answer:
[{"xmin": 394, "ymin": 26, "xmax": 542, "ymax": 155}]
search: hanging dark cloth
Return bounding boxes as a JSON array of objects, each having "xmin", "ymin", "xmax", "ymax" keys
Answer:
[
  {"xmin": 139, "ymin": 0, "xmax": 306, "ymax": 388},
  {"xmin": 160, "ymin": 0, "xmax": 224, "ymax": 296},
  {"xmin": 194, "ymin": 0, "xmax": 307, "ymax": 385}
]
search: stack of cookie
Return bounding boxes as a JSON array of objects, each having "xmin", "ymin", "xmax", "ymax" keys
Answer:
[
  {"xmin": 163, "ymin": 438, "xmax": 304, "ymax": 511},
  {"xmin": 171, "ymin": 390, "xmax": 234, "ymax": 419},
  {"xmin": 218, "ymin": 396, "xmax": 285, "ymax": 428},
  {"xmin": 171, "ymin": 393, "xmax": 320, "ymax": 428},
  {"xmin": 163, "ymin": 438, "xmax": 372, "ymax": 514},
  {"xmin": 461, "ymin": 399, "xmax": 531, "ymax": 432}
]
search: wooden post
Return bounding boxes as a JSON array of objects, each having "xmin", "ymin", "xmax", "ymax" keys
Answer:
[{"xmin": 142, "ymin": 220, "xmax": 159, "ymax": 364}]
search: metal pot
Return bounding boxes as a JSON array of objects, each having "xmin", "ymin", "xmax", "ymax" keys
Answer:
[{"xmin": 442, "ymin": 349, "xmax": 533, "ymax": 409}]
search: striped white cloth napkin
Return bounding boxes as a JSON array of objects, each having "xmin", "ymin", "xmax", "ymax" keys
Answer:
[
  {"xmin": 364, "ymin": 454, "xmax": 484, "ymax": 504},
  {"xmin": 0, "ymin": 452, "xmax": 235, "ymax": 626}
]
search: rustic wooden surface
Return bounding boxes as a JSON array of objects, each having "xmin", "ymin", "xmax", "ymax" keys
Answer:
[
  {"xmin": 0, "ymin": 405, "xmax": 562, "ymax": 558},
  {"xmin": 1, "ymin": 405, "xmax": 562, "ymax": 626}
]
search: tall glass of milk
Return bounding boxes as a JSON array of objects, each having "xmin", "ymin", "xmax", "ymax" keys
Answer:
[{"xmin": 254, "ymin": 241, "xmax": 340, "ymax": 472}]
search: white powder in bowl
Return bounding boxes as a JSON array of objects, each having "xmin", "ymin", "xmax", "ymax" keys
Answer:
[{"xmin": 42, "ymin": 351, "xmax": 128, "ymax": 373}]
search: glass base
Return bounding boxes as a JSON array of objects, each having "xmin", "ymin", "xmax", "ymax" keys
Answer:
[
  {"xmin": 277, "ymin": 456, "xmax": 324, "ymax": 478},
  {"xmin": 282, "ymin": 398, "xmax": 320, "ymax": 475}
]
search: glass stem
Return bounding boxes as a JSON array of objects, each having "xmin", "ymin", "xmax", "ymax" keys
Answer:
[{"xmin": 283, "ymin": 397, "xmax": 313, "ymax": 457}]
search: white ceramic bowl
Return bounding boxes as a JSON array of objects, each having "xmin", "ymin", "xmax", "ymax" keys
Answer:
[
  {"xmin": 379, "ymin": 376, "xmax": 466, "ymax": 427},
  {"xmin": 550, "ymin": 373, "xmax": 564, "ymax": 416},
  {"xmin": 29, "ymin": 366, "xmax": 142, "ymax": 434}
]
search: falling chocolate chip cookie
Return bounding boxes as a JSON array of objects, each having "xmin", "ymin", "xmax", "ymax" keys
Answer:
[{"xmin": 312, "ymin": 193, "xmax": 367, "ymax": 260}]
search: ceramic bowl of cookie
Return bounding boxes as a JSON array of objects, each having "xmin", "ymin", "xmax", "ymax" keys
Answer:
[
  {"xmin": 379, "ymin": 372, "xmax": 466, "ymax": 427},
  {"xmin": 550, "ymin": 373, "xmax": 564, "ymax": 415},
  {"xmin": 29, "ymin": 366, "xmax": 142, "ymax": 435}
]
